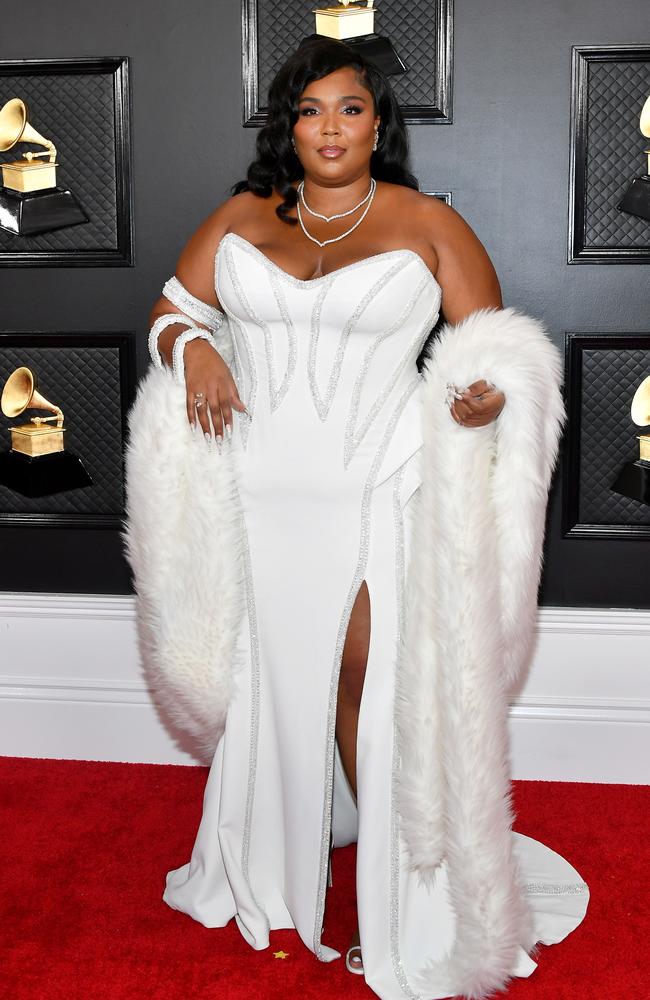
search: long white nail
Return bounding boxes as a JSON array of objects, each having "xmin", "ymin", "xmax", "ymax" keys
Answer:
[
  {"xmin": 225, "ymin": 423, "xmax": 232, "ymax": 438},
  {"xmin": 204, "ymin": 432, "xmax": 211, "ymax": 444},
  {"xmin": 216, "ymin": 434, "xmax": 223, "ymax": 452}
]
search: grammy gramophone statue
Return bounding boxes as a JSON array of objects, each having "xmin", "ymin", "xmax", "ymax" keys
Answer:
[
  {"xmin": 0, "ymin": 97, "xmax": 89, "ymax": 236},
  {"xmin": 0, "ymin": 366, "xmax": 92, "ymax": 498},
  {"xmin": 617, "ymin": 95, "xmax": 650, "ymax": 222},
  {"xmin": 611, "ymin": 375, "xmax": 650, "ymax": 506},
  {"xmin": 311, "ymin": 0, "xmax": 406, "ymax": 77}
]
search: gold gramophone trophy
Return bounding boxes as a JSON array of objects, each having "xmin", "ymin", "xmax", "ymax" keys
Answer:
[
  {"xmin": 617, "ymin": 95, "xmax": 650, "ymax": 222},
  {"xmin": 0, "ymin": 97, "xmax": 88, "ymax": 236},
  {"xmin": 0, "ymin": 366, "xmax": 92, "ymax": 497},
  {"xmin": 311, "ymin": 1, "xmax": 406, "ymax": 76},
  {"xmin": 611, "ymin": 375, "xmax": 650, "ymax": 506}
]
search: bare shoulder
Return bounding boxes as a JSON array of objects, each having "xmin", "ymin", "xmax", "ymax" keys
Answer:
[
  {"xmin": 386, "ymin": 184, "xmax": 481, "ymax": 250},
  {"xmin": 385, "ymin": 183, "xmax": 503, "ymax": 321}
]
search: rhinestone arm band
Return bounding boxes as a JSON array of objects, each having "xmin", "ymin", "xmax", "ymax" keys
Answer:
[
  {"xmin": 162, "ymin": 276, "xmax": 226, "ymax": 331},
  {"xmin": 147, "ymin": 312, "xmax": 219, "ymax": 384},
  {"xmin": 148, "ymin": 275, "xmax": 234, "ymax": 379},
  {"xmin": 171, "ymin": 326, "xmax": 219, "ymax": 384},
  {"xmin": 148, "ymin": 312, "xmax": 193, "ymax": 369}
]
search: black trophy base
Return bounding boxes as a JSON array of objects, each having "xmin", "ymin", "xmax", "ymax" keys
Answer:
[
  {"xmin": 0, "ymin": 449, "xmax": 93, "ymax": 498},
  {"xmin": 617, "ymin": 175, "xmax": 650, "ymax": 222},
  {"xmin": 301, "ymin": 33, "xmax": 407, "ymax": 77},
  {"xmin": 611, "ymin": 459, "xmax": 650, "ymax": 506},
  {"xmin": 0, "ymin": 186, "xmax": 89, "ymax": 236}
]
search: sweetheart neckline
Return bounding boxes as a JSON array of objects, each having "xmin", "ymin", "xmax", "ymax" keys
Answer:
[{"xmin": 216, "ymin": 231, "xmax": 442, "ymax": 298}]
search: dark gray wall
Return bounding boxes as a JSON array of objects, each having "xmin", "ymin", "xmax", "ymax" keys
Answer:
[{"xmin": 1, "ymin": 0, "xmax": 648, "ymax": 606}]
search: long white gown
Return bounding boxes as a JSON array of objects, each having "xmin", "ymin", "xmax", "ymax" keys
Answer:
[{"xmin": 163, "ymin": 231, "xmax": 590, "ymax": 999}]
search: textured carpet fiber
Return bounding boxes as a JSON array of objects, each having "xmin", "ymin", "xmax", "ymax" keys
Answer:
[{"xmin": 1, "ymin": 756, "xmax": 647, "ymax": 1000}]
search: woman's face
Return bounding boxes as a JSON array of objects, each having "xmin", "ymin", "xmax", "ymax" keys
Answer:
[{"xmin": 292, "ymin": 66, "xmax": 380, "ymax": 184}]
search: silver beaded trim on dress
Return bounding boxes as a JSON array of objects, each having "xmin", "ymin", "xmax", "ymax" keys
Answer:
[
  {"xmin": 224, "ymin": 240, "xmax": 295, "ymax": 413},
  {"xmin": 232, "ymin": 478, "xmax": 271, "ymax": 935},
  {"xmin": 389, "ymin": 464, "xmax": 423, "ymax": 1000},
  {"xmin": 267, "ymin": 266, "xmax": 298, "ymax": 409},
  {"xmin": 308, "ymin": 257, "xmax": 412, "ymax": 423},
  {"xmin": 312, "ymin": 374, "xmax": 424, "ymax": 962},
  {"xmin": 229, "ymin": 315, "xmax": 257, "ymax": 452},
  {"xmin": 218, "ymin": 232, "xmax": 438, "ymax": 292},
  {"xmin": 343, "ymin": 280, "xmax": 440, "ymax": 468},
  {"xmin": 525, "ymin": 882, "xmax": 588, "ymax": 895}
]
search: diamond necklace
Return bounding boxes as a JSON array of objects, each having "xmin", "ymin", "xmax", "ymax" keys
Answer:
[
  {"xmin": 298, "ymin": 178, "xmax": 375, "ymax": 221},
  {"xmin": 296, "ymin": 178, "xmax": 377, "ymax": 247}
]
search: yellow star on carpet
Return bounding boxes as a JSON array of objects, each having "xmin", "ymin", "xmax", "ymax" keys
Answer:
[{"xmin": 273, "ymin": 950, "xmax": 290, "ymax": 959}]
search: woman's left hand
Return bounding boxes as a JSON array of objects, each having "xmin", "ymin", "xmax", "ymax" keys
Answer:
[{"xmin": 449, "ymin": 379, "xmax": 505, "ymax": 427}]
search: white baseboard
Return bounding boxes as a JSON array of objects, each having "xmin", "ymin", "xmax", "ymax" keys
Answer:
[{"xmin": 0, "ymin": 595, "xmax": 648, "ymax": 782}]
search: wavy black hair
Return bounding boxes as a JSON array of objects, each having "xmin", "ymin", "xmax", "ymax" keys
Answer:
[{"xmin": 232, "ymin": 36, "xmax": 419, "ymax": 224}]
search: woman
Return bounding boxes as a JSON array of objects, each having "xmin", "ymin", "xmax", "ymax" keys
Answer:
[{"xmin": 131, "ymin": 37, "xmax": 589, "ymax": 1000}]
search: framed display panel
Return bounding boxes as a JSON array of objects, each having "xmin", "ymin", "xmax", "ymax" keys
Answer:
[
  {"xmin": 0, "ymin": 57, "xmax": 133, "ymax": 267},
  {"xmin": 568, "ymin": 45, "xmax": 650, "ymax": 264},
  {"xmin": 562, "ymin": 332, "xmax": 650, "ymax": 538},
  {"xmin": 242, "ymin": 0, "xmax": 453, "ymax": 126},
  {"xmin": 0, "ymin": 332, "xmax": 137, "ymax": 527},
  {"xmin": 427, "ymin": 190, "xmax": 451, "ymax": 205}
]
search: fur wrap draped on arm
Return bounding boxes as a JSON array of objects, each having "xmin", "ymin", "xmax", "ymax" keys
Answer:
[
  {"xmin": 122, "ymin": 362, "xmax": 247, "ymax": 763},
  {"xmin": 394, "ymin": 306, "xmax": 565, "ymax": 997}
]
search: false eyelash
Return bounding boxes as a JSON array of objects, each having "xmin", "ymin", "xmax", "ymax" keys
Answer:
[{"xmin": 298, "ymin": 105, "xmax": 363, "ymax": 116}]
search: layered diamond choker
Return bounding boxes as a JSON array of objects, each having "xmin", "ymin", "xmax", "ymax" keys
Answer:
[
  {"xmin": 298, "ymin": 179, "xmax": 375, "ymax": 221},
  {"xmin": 296, "ymin": 178, "xmax": 377, "ymax": 247}
]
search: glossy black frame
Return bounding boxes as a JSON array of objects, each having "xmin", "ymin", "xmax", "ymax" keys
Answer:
[
  {"xmin": 562, "ymin": 332, "xmax": 650, "ymax": 539},
  {"xmin": 0, "ymin": 56, "xmax": 133, "ymax": 267},
  {"xmin": 426, "ymin": 190, "xmax": 451, "ymax": 205},
  {"xmin": 568, "ymin": 45, "xmax": 650, "ymax": 265},
  {"xmin": 241, "ymin": 0, "xmax": 453, "ymax": 126},
  {"xmin": 0, "ymin": 330, "xmax": 137, "ymax": 527}
]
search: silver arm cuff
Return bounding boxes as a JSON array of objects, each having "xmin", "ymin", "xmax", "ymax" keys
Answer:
[
  {"xmin": 159, "ymin": 275, "xmax": 233, "ymax": 368},
  {"xmin": 171, "ymin": 327, "xmax": 219, "ymax": 384},
  {"xmin": 162, "ymin": 276, "xmax": 225, "ymax": 330},
  {"xmin": 148, "ymin": 312, "xmax": 194, "ymax": 369},
  {"xmin": 148, "ymin": 311, "xmax": 219, "ymax": 383}
]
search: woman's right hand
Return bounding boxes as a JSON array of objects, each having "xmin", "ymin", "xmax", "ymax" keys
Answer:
[{"xmin": 183, "ymin": 339, "xmax": 247, "ymax": 444}]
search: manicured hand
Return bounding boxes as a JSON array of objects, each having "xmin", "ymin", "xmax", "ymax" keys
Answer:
[
  {"xmin": 448, "ymin": 379, "xmax": 505, "ymax": 427},
  {"xmin": 184, "ymin": 339, "xmax": 247, "ymax": 448}
]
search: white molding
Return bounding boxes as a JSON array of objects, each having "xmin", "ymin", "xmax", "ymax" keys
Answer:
[
  {"xmin": 510, "ymin": 694, "xmax": 650, "ymax": 723},
  {"xmin": 0, "ymin": 592, "xmax": 133, "ymax": 619},
  {"xmin": 1, "ymin": 594, "xmax": 648, "ymax": 780},
  {"xmin": 536, "ymin": 606, "xmax": 650, "ymax": 636}
]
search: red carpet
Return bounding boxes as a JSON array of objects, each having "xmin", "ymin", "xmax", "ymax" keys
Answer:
[{"xmin": 1, "ymin": 756, "xmax": 647, "ymax": 1000}]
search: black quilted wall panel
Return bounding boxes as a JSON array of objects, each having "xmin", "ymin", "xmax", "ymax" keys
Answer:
[
  {"xmin": 585, "ymin": 61, "xmax": 650, "ymax": 250},
  {"xmin": 579, "ymin": 347, "xmax": 650, "ymax": 526},
  {"xmin": 246, "ymin": 0, "xmax": 452, "ymax": 123},
  {"xmin": 570, "ymin": 46, "xmax": 650, "ymax": 262},
  {"xmin": 0, "ymin": 58, "xmax": 132, "ymax": 265},
  {"xmin": 0, "ymin": 336, "xmax": 134, "ymax": 523}
]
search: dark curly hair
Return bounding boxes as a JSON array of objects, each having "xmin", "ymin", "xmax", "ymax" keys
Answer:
[{"xmin": 232, "ymin": 36, "xmax": 419, "ymax": 224}]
